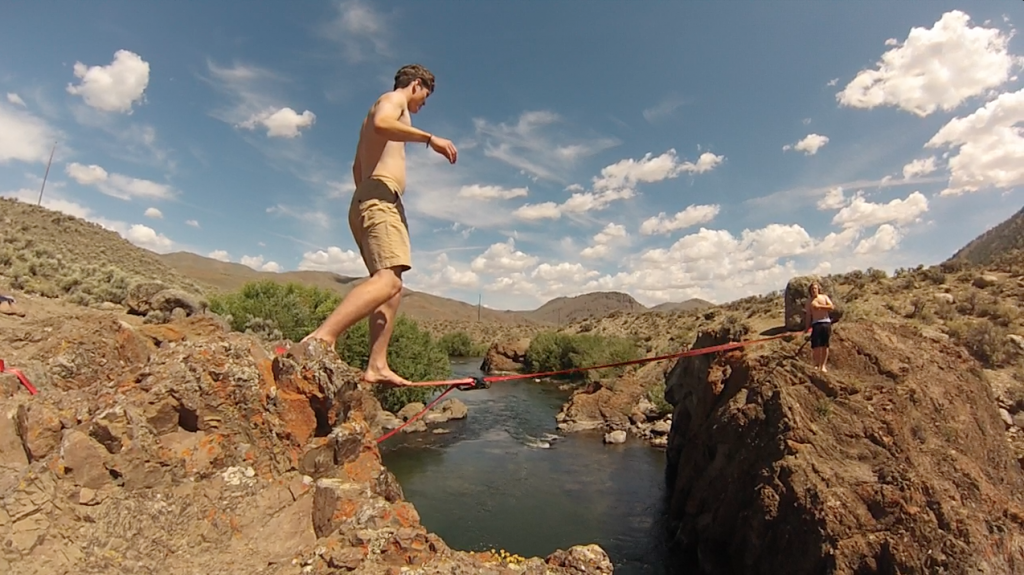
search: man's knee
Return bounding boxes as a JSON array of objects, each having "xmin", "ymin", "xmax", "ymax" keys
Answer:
[{"xmin": 371, "ymin": 266, "xmax": 405, "ymax": 298}]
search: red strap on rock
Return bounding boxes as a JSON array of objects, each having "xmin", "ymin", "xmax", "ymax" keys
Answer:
[{"xmin": 0, "ymin": 359, "xmax": 38, "ymax": 395}]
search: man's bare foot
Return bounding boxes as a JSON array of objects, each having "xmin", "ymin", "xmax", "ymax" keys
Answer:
[
  {"xmin": 363, "ymin": 366, "xmax": 412, "ymax": 387},
  {"xmin": 0, "ymin": 301, "xmax": 25, "ymax": 317},
  {"xmin": 301, "ymin": 332, "xmax": 336, "ymax": 348},
  {"xmin": 821, "ymin": 366, "xmax": 828, "ymax": 373}
]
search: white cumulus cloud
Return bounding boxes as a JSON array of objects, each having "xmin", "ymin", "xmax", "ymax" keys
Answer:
[
  {"xmin": 239, "ymin": 107, "xmax": 316, "ymax": 138},
  {"xmin": 66, "ymin": 49, "xmax": 150, "ymax": 113},
  {"xmin": 854, "ymin": 224, "xmax": 902, "ymax": 255},
  {"xmin": 783, "ymin": 133, "xmax": 829, "ymax": 155},
  {"xmin": 817, "ymin": 186, "xmax": 847, "ymax": 210},
  {"xmin": 901, "ymin": 157, "xmax": 938, "ymax": 179},
  {"xmin": 837, "ymin": 10, "xmax": 1022, "ymax": 116},
  {"xmin": 640, "ymin": 204, "xmax": 720, "ymax": 236},
  {"xmin": 513, "ymin": 201, "xmax": 562, "ymax": 221},
  {"xmin": 925, "ymin": 88, "xmax": 1024, "ymax": 196},
  {"xmin": 407, "ymin": 253, "xmax": 481, "ymax": 292},
  {"xmin": 144, "ymin": 207, "xmax": 163, "ymax": 219},
  {"xmin": 240, "ymin": 254, "xmax": 281, "ymax": 272},
  {"xmin": 514, "ymin": 148, "xmax": 725, "ymax": 220},
  {"xmin": 298, "ymin": 246, "xmax": 367, "ymax": 276},
  {"xmin": 457, "ymin": 184, "xmax": 529, "ymax": 200},
  {"xmin": 581, "ymin": 223, "xmax": 629, "ymax": 259},
  {"xmin": 6, "ymin": 93, "xmax": 25, "ymax": 107},
  {"xmin": 592, "ymin": 149, "xmax": 724, "ymax": 192},
  {"xmin": 124, "ymin": 224, "xmax": 173, "ymax": 252},
  {"xmin": 470, "ymin": 238, "xmax": 539, "ymax": 273},
  {"xmin": 831, "ymin": 191, "xmax": 929, "ymax": 230},
  {"xmin": 0, "ymin": 102, "xmax": 59, "ymax": 164},
  {"xmin": 65, "ymin": 162, "xmax": 177, "ymax": 201},
  {"xmin": 208, "ymin": 250, "xmax": 231, "ymax": 262}
]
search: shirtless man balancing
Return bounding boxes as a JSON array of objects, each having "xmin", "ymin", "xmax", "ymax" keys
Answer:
[
  {"xmin": 302, "ymin": 64, "xmax": 458, "ymax": 386},
  {"xmin": 804, "ymin": 282, "xmax": 834, "ymax": 372}
]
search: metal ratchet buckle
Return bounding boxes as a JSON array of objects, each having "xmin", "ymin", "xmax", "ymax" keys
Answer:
[{"xmin": 455, "ymin": 376, "xmax": 490, "ymax": 391}]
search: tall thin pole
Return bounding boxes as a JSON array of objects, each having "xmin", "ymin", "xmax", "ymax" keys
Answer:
[{"xmin": 36, "ymin": 141, "xmax": 56, "ymax": 206}]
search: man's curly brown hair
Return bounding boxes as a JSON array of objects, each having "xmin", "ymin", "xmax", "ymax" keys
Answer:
[{"xmin": 394, "ymin": 64, "xmax": 435, "ymax": 93}]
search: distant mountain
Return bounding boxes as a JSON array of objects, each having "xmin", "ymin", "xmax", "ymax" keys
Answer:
[
  {"xmin": 157, "ymin": 252, "xmax": 535, "ymax": 324},
  {"xmin": 649, "ymin": 298, "xmax": 714, "ymax": 313},
  {"xmin": 159, "ymin": 252, "xmax": 361, "ymax": 294},
  {"xmin": 523, "ymin": 291, "xmax": 647, "ymax": 325},
  {"xmin": 946, "ymin": 205, "xmax": 1024, "ymax": 266},
  {"xmin": 159, "ymin": 252, "xmax": 716, "ymax": 328}
]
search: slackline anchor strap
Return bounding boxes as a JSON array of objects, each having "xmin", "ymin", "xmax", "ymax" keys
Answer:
[{"xmin": 455, "ymin": 376, "xmax": 489, "ymax": 392}]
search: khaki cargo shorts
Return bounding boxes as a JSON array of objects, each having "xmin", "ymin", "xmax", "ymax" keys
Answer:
[{"xmin": 348, "ymin": 177, "xmax": 411, "ymax": 276}]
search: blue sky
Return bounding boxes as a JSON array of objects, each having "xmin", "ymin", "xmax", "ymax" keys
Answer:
[{"xmin": 2, "ymin": 1, "xmax": 1023, "ymax": 310}]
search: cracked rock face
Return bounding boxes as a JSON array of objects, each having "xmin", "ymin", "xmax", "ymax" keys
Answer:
[
  {"xmin": 663, "ymin": 321, "xmax": 1024, "ymax": 575},
  {"xmin": 1, "ymin": 314, "xmax": 612, "ymax": 574}
]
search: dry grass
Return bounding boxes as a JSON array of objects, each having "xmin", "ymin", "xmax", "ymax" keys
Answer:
[
  {"xmin": 6, "ymin": 195, "xmax": 1024, "ymax": 382},
  {"xmin": 0, "ymin": 198, "xmax": 204, "ymax": 306},
  {"xmin": 555, "ymin": 260, "xmax": 1024, "ymax": 399}
]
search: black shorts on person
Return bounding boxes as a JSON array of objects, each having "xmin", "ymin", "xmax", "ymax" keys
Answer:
[{"xmin": 810, "ymin": 321, "xmax": 831, "ymax": 349}]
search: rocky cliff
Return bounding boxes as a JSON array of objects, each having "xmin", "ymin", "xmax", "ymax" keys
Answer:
[
  {"xmin": 662, "ymin": 321, "xmax": 1024, "ymax": 574},
  {"xmin": 0, "ymin": 305, "xmax": 612, "ymax": 574}
]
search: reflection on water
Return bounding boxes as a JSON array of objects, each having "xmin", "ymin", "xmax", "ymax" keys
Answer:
[{"xmin": 380, "ymin": 358, "xmax": 691, "ymax": 574}]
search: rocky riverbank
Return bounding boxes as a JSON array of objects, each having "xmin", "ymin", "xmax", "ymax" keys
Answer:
[
  {"xmin": 661, "ymin": 321, "xmax": 1024, "ymax": 573},
  {"xmin": 0, "ymin": 304, "xmax": 613, "ymax": 574}
]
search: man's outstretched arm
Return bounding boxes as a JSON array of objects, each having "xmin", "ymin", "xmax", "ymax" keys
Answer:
[{"xmin": 371, "ymin": 93, "xmax": 433, "ymax": 143}]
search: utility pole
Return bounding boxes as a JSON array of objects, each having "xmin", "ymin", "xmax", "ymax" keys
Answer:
[{"xmin": 36, "ymin": 141, "xmax": 57, "ymax": 206}]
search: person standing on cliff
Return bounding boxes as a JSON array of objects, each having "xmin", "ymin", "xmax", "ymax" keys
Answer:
[
  {"xmin": 804, "ymin": 281, "xmax": 834, "ymax": 372},
  {"xmin": 302, "ymin": 64, "xmax": 458, "ymax": 386}
]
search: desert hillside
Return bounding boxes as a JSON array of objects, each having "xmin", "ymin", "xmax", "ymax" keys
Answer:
[
  {"xmin": 0, "ymin": 198, "xmax": 696, "ymax": 348},
  {"xmin": 947, "ymin": 204, "xmax": 1024, "ymax": 266},
  {"xmin": 158, "ymin": 251, "xmax": 537, "ymax": 326},
  {"xmin": 648, "ymin": 298, "xmax": 713, "ymax": 313},
  {"xmin": 0, "ymin": 198, "xmax": 204, "ymax": 306},
  {"xmin": 524, "ymin": 291, "xmax": 647, "ymax": 325},
  {"xmin": 161, "ymin": 251, "xmax": 707, "ymax": 327}
]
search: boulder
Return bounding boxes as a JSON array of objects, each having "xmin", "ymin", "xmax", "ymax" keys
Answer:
[
  {"xmin": 784, "ymin": 275, "xmax": 842, "ymax": 331},
  {"xmin": 556, "ymin": 383, "xmax": 634, "ymax": 434},
  {"xmin": 662, "ymin": 321, "xmax": 1024, "ymax": 574},
  {"xmin": 973, "ymin": 274, "xmax": 999, "ymax": 289},
  {"xmin": 0, "ymin": 312, "xmax": 609, "ymax": 574},
  {"xmin": 480, "ymin": 338, "xmax": 531, "ymax": 374},
  {"xmin": 603, "ymin": 430, "xmax": 627, "ymax": 444},
  {"xmin": 125, "ymin": 281, "xmax": 206, "ymax": 319},
  {"xmin": 422, "ymin": 398, "xmax": 468, "ymax": 424}
]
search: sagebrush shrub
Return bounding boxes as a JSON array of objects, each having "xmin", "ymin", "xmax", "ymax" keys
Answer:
[
  {"xmin": 210, "ymin": 280, "xmax": 451, "ymax": 413},
  {"xmin": 524, "ymin": 331, "xmax": 640, "ymax": 381}
]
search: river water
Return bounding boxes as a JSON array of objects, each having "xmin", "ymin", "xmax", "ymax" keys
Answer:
[{"xmin": 379, "ymin": 358, "xmax": 692, "ymax": 574}]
